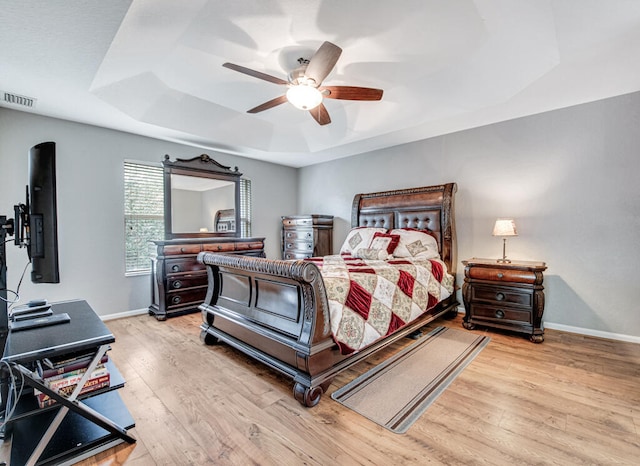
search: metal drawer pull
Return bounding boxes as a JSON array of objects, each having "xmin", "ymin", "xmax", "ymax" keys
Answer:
[
  {"xmin": 171, "ymin": 265, "xmax": 180, "ymax": 272},
  {"xmin": 497, "ymin": 273, "xmax": 504, "ymax": 278},
  {"xmin": 172, "ymin": 280, "xmax": 182, "ymax": 289},
  {"xmin": 495, "ymin": 309, "xmax": 505, "ymax": 319},
  {"xmin": 495, "ymin": 292, "xmax": 505, "ymax": 301},
  {"xmin": 171, "ymin": 296, "xmax": 181, "ymax": 304}
]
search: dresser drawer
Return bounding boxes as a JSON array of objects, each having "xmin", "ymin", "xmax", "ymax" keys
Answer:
[
  {"xmin": 234, "ymin": 241, "xmax": 264, "ymax": 251},
  {"xmin": 167, "ymin": 273, "xmax": 207, "ymax": 291},
  {"xmin": 471, "ymin": 285, "xmax": 532, "ymax": 308},
  {"xmin": 471, "ymin": 304, "xmax": 532, "ymax": 324},
  {"xmin": 163, "ymin": 244, "xmax": 202, "ymax": 255},
  {"xmin": 284, "ymin": 251, "xmax": 312, "ymax": 260},
  {"xmin": 283, "ymin": 229, "xmax": 313, "ymax": 241},
  {"xmin": 165, "ymin": 257, "xmax": 204, "ymax": 275},
  {"xmin": 283, "ymin": 218, "xmax": 314, "ymax": 227},
  {"xmin": 284, "ymin": 240, "xmax": 313, "ymax": 252},
  {"xmin": 165, "ymin": 287, "xmax": 208, "ymax": 308},
  {"xmin": 202, "ymin": 242, "xmax": 236, "ymax": 253}
]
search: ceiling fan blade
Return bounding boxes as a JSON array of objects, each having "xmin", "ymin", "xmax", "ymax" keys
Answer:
[
  {"xmin": 304, "ymin": 42, "xmax": 342, "ymax": 86},
  {"xmin": 247, "ymin": 95, "xmax": 288, "ymax": 113},
  {"xmin": 223, "ymin": 62, "xmax": 288, "ymax": 85},
  {"xmin": 309, "ymin": 103, "xmax": 331, "ymax": 126},
  {"xmin": 321, "ymin": 86, "xmax": 383, "ymax": 101}
]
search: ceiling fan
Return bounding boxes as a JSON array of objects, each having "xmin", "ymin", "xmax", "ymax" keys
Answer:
[{"xmin": 222, "ymin": 41, "xmax": 383, "ymax": 126}]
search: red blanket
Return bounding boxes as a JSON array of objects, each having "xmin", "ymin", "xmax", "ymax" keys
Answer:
[{"xmin": 306, "ymin": 254, "xmax": 454, "ymax": 354}]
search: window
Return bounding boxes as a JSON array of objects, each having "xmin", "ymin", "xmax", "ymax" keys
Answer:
[
  {"xmin": 124, "ymin": 161, "xmax": 164, "ymax": 274},
  {"xmin": 124, "ymin": 161, "xmax": 252, "ymax": 274},
  {"xmin": 239, "ymin": 178, "xmax": 252, "ymax": 237}
]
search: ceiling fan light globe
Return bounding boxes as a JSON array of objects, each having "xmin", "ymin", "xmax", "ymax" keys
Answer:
[{"xmin": 286, "ymin": 85, "xmax": 323, "ymax": 110}]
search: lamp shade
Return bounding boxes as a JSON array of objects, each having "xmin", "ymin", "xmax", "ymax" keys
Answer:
[{"xmin": 492, "ymin": 219, "xmax": 518, "ymax": 237}]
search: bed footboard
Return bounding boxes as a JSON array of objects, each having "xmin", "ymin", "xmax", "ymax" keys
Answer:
[
  {"xmin": 198, "ymin": 252, "xmax": 338, "ymax": 406},
  {"xmin": 198, "ymin": 252, "xmax": 459, "ymax": 407}
]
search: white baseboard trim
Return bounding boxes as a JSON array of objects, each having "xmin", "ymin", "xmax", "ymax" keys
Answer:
[
  {"xmin": 100, "ymin": 307, "xmax": 149, "ymax": 321},
  {"xmin": 543, "ymin": 322, "xmax": 640, "ymax": 344},
  {"xmin": 455, "ymin": 305, "xmax": 639, "ymax": 344}
]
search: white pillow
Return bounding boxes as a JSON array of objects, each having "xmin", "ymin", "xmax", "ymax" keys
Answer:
[
  {"xmin": 389, "ymin": 229, "xmax": 440, "ymax": 260},
  {"xmin": 340, "ymin": 227, "xmax": 388, "ymax": 254}
]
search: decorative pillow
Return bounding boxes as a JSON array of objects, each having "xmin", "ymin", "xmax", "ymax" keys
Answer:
[
  {"xmin": 353, "ymin": 248, "xmax": 390, "ymax": 260},
  {"xmin": 368, "ymin": 232, "xmax": 400, "ymax": 255},
  {"xmin": 389, "ymin": 228, "xmax": 440, "ymax": 260},
  {"xmin": 340, "ymin": 227, "xmax": 387, "ymax": 254}
]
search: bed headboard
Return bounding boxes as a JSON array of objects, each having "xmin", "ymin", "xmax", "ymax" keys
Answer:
[{"xmin": 351, "ymin": 183, "xmax": 457, "ymax": 274}]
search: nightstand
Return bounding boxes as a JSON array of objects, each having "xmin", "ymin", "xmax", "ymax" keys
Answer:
[{"xmin": 461, "ymin": 258, "xmax": 547, "ymax": 342}]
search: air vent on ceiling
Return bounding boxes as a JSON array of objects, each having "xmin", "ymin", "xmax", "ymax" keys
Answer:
[{"xmin": 2, "ymin": 91, "xmax": 37, "ymax": 108}]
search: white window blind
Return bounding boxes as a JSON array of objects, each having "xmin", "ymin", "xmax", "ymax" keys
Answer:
[
  {"xmin": 124, "ymin": 161, "xmax": 164, "ymax": 274},
  {"xmin": 239, "ymin": 178, "xmax": 252, "ymax": 237}
]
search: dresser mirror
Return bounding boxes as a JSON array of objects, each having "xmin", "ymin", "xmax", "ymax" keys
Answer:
[{"xmin": 163, "ymin": 154, "xmax": 241, "ymax": 239}]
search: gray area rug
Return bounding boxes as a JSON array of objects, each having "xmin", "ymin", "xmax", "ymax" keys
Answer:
[{"xmin": 331, "ymin": 326, "xmax": 490, "ymax": 433}]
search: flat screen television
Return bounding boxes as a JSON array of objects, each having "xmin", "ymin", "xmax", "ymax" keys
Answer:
[{"xmin": 28, "ymin": 141, "xmax": 60, "ymax": 283}]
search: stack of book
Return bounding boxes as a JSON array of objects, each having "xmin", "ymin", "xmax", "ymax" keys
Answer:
[{"xmin": 34, "ymin": 350, "xmax": 111, "ymax": 408}]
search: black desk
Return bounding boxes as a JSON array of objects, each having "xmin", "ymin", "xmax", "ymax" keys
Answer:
[{"xmin": 1, "ymin": 299, "xmax": 135, "ymax": 465}]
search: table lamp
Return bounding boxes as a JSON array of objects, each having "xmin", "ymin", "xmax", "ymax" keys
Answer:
[{"xmin": 493, "ymin": 218, "xmax": 518, "ymax": 263}]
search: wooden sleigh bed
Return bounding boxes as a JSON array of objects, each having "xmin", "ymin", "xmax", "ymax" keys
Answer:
[{"xmin": 198, "ymin": 183, "xmax": 459, "ymax": 407}]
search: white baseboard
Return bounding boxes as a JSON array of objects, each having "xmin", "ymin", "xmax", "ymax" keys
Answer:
[
  {"xmin": 455, "ymin": 305, "xmax": 639, "ymax": 344},
  {"xmin": 543, "ymin": 322, "xmax": 640, "ymax": 344},
  {"xmin": 100, "ymin": 307, "xmax": 149, "ymax": 321}
]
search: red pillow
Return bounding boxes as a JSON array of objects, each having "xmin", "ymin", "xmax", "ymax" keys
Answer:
[{"xmin": 369, "ymin": 232, "xmax": 400, "ymax": 255}]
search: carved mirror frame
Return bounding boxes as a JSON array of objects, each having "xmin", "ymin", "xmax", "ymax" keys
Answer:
[{"xmin": 163, "ymin": 154, "xmax": 241, "ymax": 240}]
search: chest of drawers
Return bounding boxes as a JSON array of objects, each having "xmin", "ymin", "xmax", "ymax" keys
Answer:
[
  {"xmin": 149, "ymin": 237, "xmax": 265, "ymax": 320},
  {"xmin": 281, "ymin": 215, "xmax": 334, "ymax": 259},
  {"xmin": 461, "ymin": 258, "xmax": 547, "ymax": 342}
]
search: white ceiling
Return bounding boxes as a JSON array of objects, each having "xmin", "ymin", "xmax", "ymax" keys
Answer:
[{"xmin": 2, "ymin": 1, "xmax": 640, "ymax": 168}]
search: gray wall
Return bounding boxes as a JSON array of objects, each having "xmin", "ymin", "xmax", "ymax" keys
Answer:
[
  {"xmin": 299, "ymin": 91, "xmax": 640, "ymax": 340},
  {"xmin": 0, "ymin": 109, "xmax": 297, "ymax": 317}
]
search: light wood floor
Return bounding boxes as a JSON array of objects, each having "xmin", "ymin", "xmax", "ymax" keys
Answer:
[{"xmin": 3, "ymin": 312, "xmax": 639, "ymax": 465}]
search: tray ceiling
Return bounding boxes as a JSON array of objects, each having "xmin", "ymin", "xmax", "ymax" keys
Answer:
[{"xmin": 2, "ymin": 0, "xmax": 640, "ymax": 167}]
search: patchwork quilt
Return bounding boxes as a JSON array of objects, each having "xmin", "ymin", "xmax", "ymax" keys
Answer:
[{"xmin": 306, "ymin": 255, "xmax": 454, "ymax": 354}]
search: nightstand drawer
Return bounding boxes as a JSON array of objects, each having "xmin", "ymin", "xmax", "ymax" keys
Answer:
[
  {"xmin": 471, "ymin": 304, "xmax": 532, "ymax": 324},
  {"xmin": 468, "ymin": 267, "xmax": 537, "ymax": 284},
  {"xmin": 471, "ymin": 285, "xmax": 532, "ymax": 308}
]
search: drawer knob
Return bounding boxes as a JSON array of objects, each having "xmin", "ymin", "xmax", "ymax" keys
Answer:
[
  {"xmin": 497, "ymin": 273, "xmax": 504, "ymax": 278},
  {"xmin": 172, "ymin": 280, "xmax": 182, "ymax": 289},
  {"xmin": 495, "ymin": 292, "xmax": 505, "ymax": 301},
  {"xmin": 171, "ymin": 296, "xmax": 181, "ymax": 304},
  {"xmin": 495, "ymin": 309, "xmax": 505, "ymax": 319},
  {"xmin": 180, "ymin": 247, "xmax": 186, "ymax": 253},
  {"xmin": 217, "ymin": 245, "xmax": 222, "ymax": 250},
  {"xmin": 171, "ymin": 265, "xmax": 180, "ymax": 272}
]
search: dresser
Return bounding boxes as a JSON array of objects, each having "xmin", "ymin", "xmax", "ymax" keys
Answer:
[
  {"xmin": 149, "ymin": 237, "xmax": 265, "ymax": 320},
  {"xmin": 461, "ymin": 258, "xmax": 547, "ymax": 342},
  {"xmin": 281, "ymin": 215, "xmax": 334, "ymax": 259}
]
